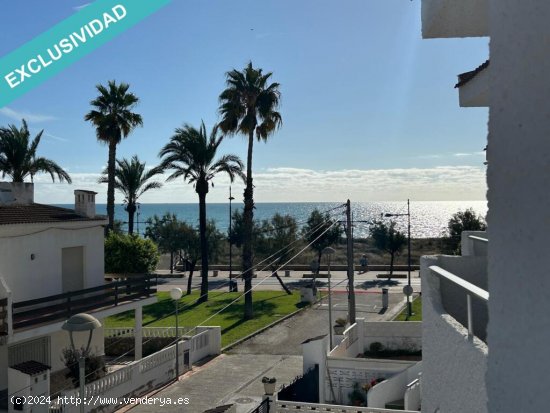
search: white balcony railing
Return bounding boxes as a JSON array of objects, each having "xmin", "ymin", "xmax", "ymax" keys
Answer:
[{"xmin": 429, "ymin": 265, "xmax": 489, "ymax": 340}]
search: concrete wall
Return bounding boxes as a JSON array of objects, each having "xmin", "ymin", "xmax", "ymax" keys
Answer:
[
  {"xmin": 367, "ymin": 361, "xmax": 422, "ymax": 409},
  {"xmin": 363, "ymin": 322, "xmax": 422, "ymax": 352},
  {"xmin": 421, "ymin": 256, "xmax": 488, "ymax": 413},
  {"xmin": 325, "ymin": 358, "xmax": 415, "ymax": 405},
  {"xmin": 422, "ymin": 0, "xmax": 489, "ymax": 38},
  {"xmin": 0, "ymin": 223, "xmax": 105, "ymax": 302},
  {"xmin": 486, "ymin": 1, "xmax": 550, "ymax": 411},
  {"xmin": 461, "ymin": 231, "xmax": 488, "ymax": 257}
]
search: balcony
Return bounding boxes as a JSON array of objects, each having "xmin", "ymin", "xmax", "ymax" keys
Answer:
[
  {"xmin": 421, "ymin": 255, "xmax": 488, "ymax": 412},
  {"xmin": 11, "ymin": 276, "xmax": 156, "ymax": 330},
  {"xmin": 422, "ymin": 0, "xmax": 489, "ymax": 39}
]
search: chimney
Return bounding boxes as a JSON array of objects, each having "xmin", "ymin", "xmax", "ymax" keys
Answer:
[
  {"xmin": 74, "ymin": 190, "xmax": 97, "ymax": 218},
  {"xmin": 0, "ymin": 182, "xmax": 34, "ymax": 205}
]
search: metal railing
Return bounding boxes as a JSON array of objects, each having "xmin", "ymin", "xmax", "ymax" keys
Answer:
[
  {"xmin": 12, "ymin": 275, "xmax": 156, "ymax": 330},
  {"xmin": 429, "ymin": 265, "xmax": 489, "ymax": 340}
]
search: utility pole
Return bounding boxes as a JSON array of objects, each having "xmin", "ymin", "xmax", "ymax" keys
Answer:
[
  {"xmin": 346, "ymin": 199, "xmax": 356, "ymax": 324},
  {"xmin": 229, "ymin": 186, "xmax": 235, "ymax": 292},
  {"xmin": 407, "ymin": 199, "xmax": 412, "ymax": 318}
]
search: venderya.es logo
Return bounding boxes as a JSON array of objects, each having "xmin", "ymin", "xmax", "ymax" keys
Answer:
[{"xmin": 0, "ymin": 0, "xmax": 170, "ymax": 107}]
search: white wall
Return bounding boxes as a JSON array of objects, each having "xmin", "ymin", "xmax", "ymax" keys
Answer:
[
  {"xmin": 325, "ymin": 358, "xmax": 414, "ymax": 405},
  {"xmin": 0, "ymin": 223, "xmax": 105, "ymax": 302},
  {"xmin": 422, "ymin": 0, "xmax": 489, "ymax": 38},
  {"xmin": 367, "ymin": 361, "xmax": 422, "ymax": 409},
  {"xmin": 421, "ymin": 256, "xmax": 488, "ymax": 413},
  {"xmin": 363, "ymin": 322, "xmax": 422, "ymax": 352},
  {"xmin": 487, "ymin": 1, "xmax": 550, "ymax": 411}
]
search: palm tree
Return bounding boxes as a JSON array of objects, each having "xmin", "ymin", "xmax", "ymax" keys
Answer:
[
  {"xmin": 0, "ymin": 119, "xmax": 72, "ymax": 183},
  {"xmin": 218, "ymin": 62, "xmax": 282, "ymax": 319},
  {"xmin": 85, "ymin": 80, "xmax": 143, "ymax": 232},
  {"xmin": 99, "ymin": 155, "xmax": 162, "ymax": 234},
  {"xmin": 158, "ymin": 121, "xmax": 244, "ymax": 302}
]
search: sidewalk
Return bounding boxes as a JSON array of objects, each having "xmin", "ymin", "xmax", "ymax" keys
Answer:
[{"xmin": 125, "ymin": 291, "xmax": 407, "ymax": 413}]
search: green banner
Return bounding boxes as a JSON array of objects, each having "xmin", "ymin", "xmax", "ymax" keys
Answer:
[{"xmin": 0, "ymin": 0, "xmax": 171, "ymax": 107}]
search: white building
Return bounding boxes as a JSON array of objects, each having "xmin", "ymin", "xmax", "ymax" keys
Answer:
[
  {"xmin": 420, "ymin": 0, "xmax": 550, "ymax": 411},
  {"xmin": 0, "ymin": 183, "xmax": 156, "ymax": 405}
]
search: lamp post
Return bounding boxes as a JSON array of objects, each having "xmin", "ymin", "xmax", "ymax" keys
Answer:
[
  {"xmin": 62, "ymin": 313, "xmax": 101, "ymax": 413},
  {"xmin": 383, "ymin": 199, "xmax": 412, "ymax": 318},
  {"xmin": 323, "ymin": 246, "xmax": 336, "ymax": 349},
  {"xmin": 228, "ymin": 186, "xmax": 235, "ymax": 291},
  {"xmin": 170, "ymin": 288, "xmax": 183, "ymax": 378}
]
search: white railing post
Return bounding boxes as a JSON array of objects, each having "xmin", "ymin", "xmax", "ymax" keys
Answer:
[{"xmin": 467, "ymin": 293, "xmax": 473, "ymax": 339}]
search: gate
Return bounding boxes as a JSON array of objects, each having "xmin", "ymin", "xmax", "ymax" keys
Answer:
[{"xmin": 277, "ymin": 365, "xmax": 319, "ymax": 403}]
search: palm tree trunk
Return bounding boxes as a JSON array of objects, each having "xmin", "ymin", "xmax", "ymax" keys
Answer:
[
  {"xmin": 106, "ymin": 140, "xmax": 117, "ymax": 232},
  {"xmin": 242, "ymin": 129, "xmax": 255, "ymax": 320},
  {"xmin": 389, "ymin": 252, "xmax": 395, "ymax": 278},
  {"xmin": 198, "ymin": 191, "xmax": 209, "ymax": 303},
  {"xmin": 187, "ymin": 261, "xmax": 196, "ymax": 295},
  {"xmin": 170, "ymin": 251, "xmax": 174, "ymax": 275},
  {"xmin": 127, "ymin": 203, "xmax": 136, "ymax": 235}
]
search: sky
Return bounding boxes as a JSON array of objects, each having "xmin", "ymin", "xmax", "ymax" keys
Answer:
[{"xmin": 0, "ymin": 0, "xmax": 489, "ymax": 204}]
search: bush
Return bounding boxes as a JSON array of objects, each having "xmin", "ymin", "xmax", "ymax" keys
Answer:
[
  {"xmin": 443, "ymin": 208, "xmax": 487, "ymax": 254},
  {"xmin": 61, "ymin": 348, "xmax": 106, "ymax": 386},
  {"xmin": 105, "ymin": 233, "xmax": 159, "ymax": 274},
  {"xmin": 369, "ymin": 342, "xmax": 384, "ymax": 353}
]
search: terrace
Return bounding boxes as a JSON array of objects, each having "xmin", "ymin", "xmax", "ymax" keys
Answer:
[
  {"xmin": 420, "ymin": 231, "xmax": 489, "ymax": 412},
  {"xmin": 4, "ymin": 276, "xmax": 156, "ymax": 335}
]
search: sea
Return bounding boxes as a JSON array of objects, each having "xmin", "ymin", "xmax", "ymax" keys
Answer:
[{"xmin": 57, "ymin": 201, "xmax": 487, "ymax": 239}]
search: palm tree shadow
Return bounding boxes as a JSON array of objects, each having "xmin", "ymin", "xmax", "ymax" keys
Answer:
[{"xmin": 357, "ymin": 280, "xmax": 399, "ymax": 289}]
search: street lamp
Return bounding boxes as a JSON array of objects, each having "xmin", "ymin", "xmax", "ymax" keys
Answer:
[
  {"xmin": 62, "ymin": 313, "xmax": 101, "ymax": 413},
  {"xmin": 170, "ymin": 288, "xmax": 183, "ymax": 378},
  {"xmin": 228, "ymin": 186, "xmax": 235, "ymax": 291},
  {"xmin": 383, "ymin": 199, "xmax": 412, "ymax": 319},
  {"xmin": 323, "ymin": 246, "xmax": 336, "ymax": 349}
]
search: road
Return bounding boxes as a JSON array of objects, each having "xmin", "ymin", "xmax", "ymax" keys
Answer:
[{"xmin": 155, "ymin": 270, "xmax": 421, "ymax": 296}]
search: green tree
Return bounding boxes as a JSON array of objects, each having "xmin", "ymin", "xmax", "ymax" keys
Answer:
[
  {"xmin": 263, "ymin": 214, "xmax": 297, "ymax": 294},
  {"xmin": 0, "ymin": 119, "xmax": 71, "ymax": 183},
  {"xmin": 444, "ymin": 208, "xmax": 487, "ymax": 254},
  {"xmin": 85, "ymin": 80, "xmax": 143, "ymax": 232},
  {"xmin": 104, "ymin": 233, "xmax": 159, "ymax": 274},
  {"xmin": 219, "ymin": 62, "xmax": 282, "ymax": 319},
  {"xmin": 229, "ymin": 209, "xmax": 270, "ymax": 252},
  {"xmin": 370, "ymin": 220, "xmax": 407, "ymax": 277},
  {"xmin": 157, "ymin": 122, "xmax": 244, "ymax": 302},
  {"xmin": 144, "ymin": 213, "xmax": 187, "ymax": 274},
  {"xmin": 302, "ymin": 210, "xmax": 343, "ymax": 279},
  {"xmin": 100, "ymin": 155, "xmax": 162, "ymax": 234},
  {"xmin": 180, "ymin": 220, "xmax": 224, "ymax": 295}
]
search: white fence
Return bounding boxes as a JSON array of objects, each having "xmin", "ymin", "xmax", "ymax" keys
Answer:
[
  {"xmin": 104, "ymin": 326, "xmax": 195, "ymax": 338},
  {"xmin": 363, "ymin": 322, "xmax": 422, "ymax": 352},
  {"xmin": 276, "ymin": 400, "xmax": 417, "ymax": 413},
  {"xmin": 51, "ymin": 327, "xmax": 220, "ymax": 413}
]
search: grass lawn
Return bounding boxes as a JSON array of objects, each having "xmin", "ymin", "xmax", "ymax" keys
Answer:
[
  {"xmin": 394, "ymin": 296, "xmax": 422, "ymax": 321},
  {"xmin": 105, "ymin": 290, "xmax": 304, "ymax": 347}
]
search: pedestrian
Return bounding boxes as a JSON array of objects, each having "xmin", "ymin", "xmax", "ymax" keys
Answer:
[{"xmin": 360, "ymin": 254, "xmax": 369, "ymax": 274}]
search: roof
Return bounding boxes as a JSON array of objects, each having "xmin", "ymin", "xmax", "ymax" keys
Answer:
[
  {"xmin": 0, "ymin": 203, "xmax": 106, "ymax": 226},
  {"xmin": 455, "ymin": 60, "xmax": 490, "ymax": 88},
  {"xmin": 11, "ymin": 361, "xmax": 50, "ymax": 375}
]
